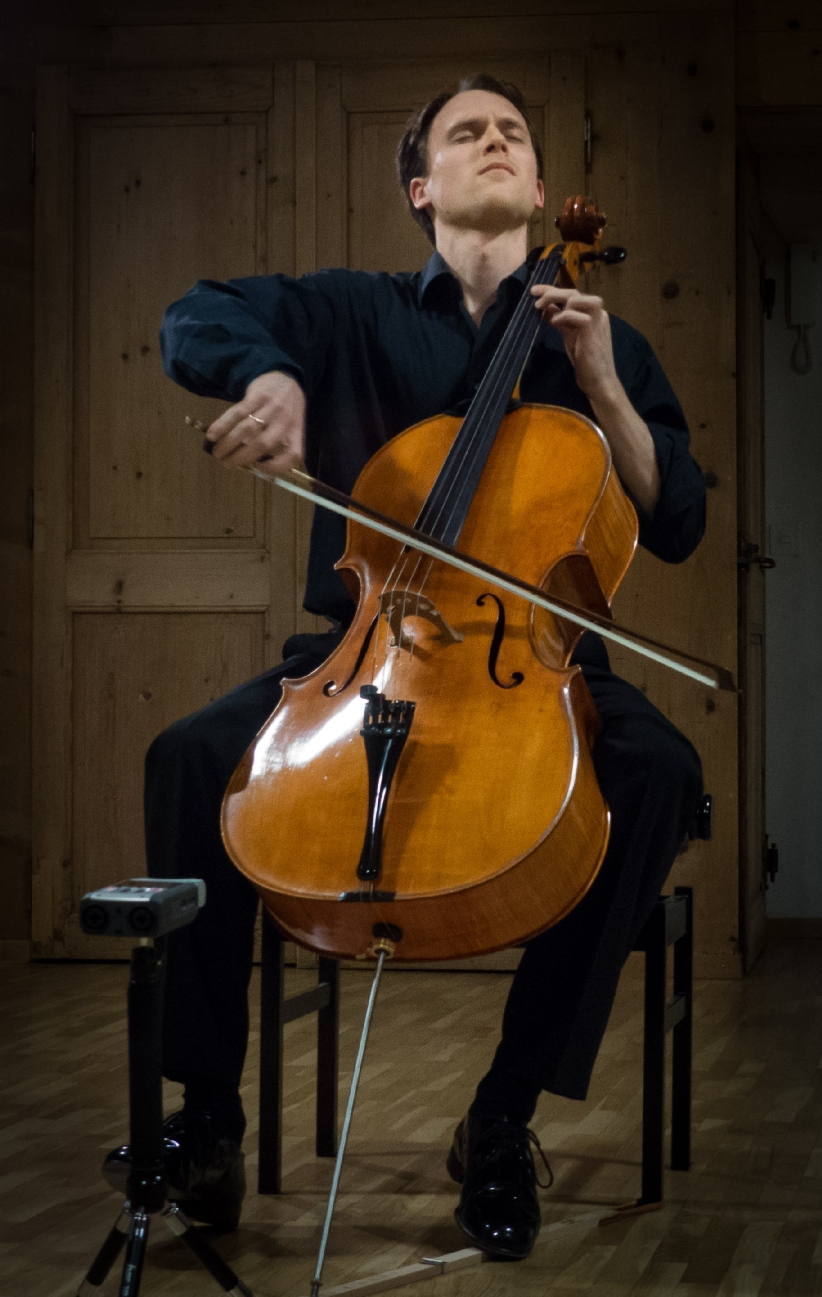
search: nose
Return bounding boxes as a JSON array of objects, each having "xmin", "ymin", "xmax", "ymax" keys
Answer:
[{"xmin": 482, "ymin": 123, "xmax": 509, "ymax": 153}]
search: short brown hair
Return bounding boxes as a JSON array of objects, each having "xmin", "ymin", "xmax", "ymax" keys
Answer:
[{"xmin": 397, "ymin": 74, "xmax": 544, "ymax": 246}]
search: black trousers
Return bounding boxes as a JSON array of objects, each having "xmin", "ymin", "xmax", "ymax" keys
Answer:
[{"xmin": 147, "ymin": 631, "xmax": 701, "ymax": 1104}]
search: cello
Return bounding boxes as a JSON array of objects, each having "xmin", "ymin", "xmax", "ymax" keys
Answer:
[{"xmin": 218, "ymin": 198, "xmax": 723, "ymax": 964}]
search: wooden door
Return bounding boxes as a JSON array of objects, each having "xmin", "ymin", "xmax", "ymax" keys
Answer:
[
  {"xmin": 736, "ymin": 143, "xmax": 768, "ymax": 970},
  {"xmin": 33, "ymin": 25, "xmax": 739, "ymax": 975},
  {"xmin": 32, "ymin": 66, "xmax": 313, "ymax": 957},
  {"xmin": 311, "ymin": 36, "xmax": 737, "ymax": 975}
]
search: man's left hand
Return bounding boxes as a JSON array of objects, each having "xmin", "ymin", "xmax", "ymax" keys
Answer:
[
  {"xmin": 531, "ymin": 284, "xmax": 660, "ymax": 515},
  {"xmin": 531, "ymin": 284, "xmax": 621, "ymax": 407}
]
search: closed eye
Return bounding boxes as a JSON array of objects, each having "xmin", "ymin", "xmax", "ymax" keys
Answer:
[{"xmin": 446, "ymin": 115, "xmax": 528, "ymax": 144}]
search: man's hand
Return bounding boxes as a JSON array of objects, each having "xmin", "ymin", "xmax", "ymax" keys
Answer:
[
  {"xmin": 531, "ymin": 284, "xmax": 660, "ymax": 515},
  {"xmin": 531, "ymin": 284, "xmax": 620, "ymax": 405},
  {"xmin": 206, "ymin": 370, "xmax": 307, "ymax": 477}
]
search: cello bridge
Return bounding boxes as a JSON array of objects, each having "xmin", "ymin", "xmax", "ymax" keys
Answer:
[{"xmin": 379, "ymin": 591, "xmax": 464, "ymax": 651}]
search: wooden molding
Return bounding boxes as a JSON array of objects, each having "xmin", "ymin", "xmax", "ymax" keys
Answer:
[
  {"xmin": 65, "ymin": 550, "xmax": 271, "ymax": 609},
  {"xmin": 32, "ymin": 65, "xmax": 73, "ymax": 954},
  {"xmin": 0, "ymin": 941, "xmax": 32, "ymax": 963}
]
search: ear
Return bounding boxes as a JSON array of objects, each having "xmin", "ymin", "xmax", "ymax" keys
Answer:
[
  {"xmin": 409, "ymin": 176, "xmax": 432, "ymax": 212},
  {"xmin": 534, "ymin": 179, "xmax": 545, "ymax": 211}
]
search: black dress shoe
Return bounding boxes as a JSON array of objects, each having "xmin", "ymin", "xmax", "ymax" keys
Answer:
[
  {"xmin": 102, "ymin": 1111, "xmax": 246, "ymax": 1230},
  {"xmin": 447, "ymin": 1112, "xmax": 552, "ymax": 1260}
]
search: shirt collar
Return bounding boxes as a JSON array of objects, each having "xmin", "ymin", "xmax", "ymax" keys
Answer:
[{"xmin": 417, "ymin": 246, "xmax": 544, "ymax": 309}]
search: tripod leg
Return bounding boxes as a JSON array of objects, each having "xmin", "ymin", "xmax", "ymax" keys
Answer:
[
  {"xmin": 163, "ymin": 1206, "xmax": 253, "ymax": 1296},
  {"xmin": 118, "ymin": 1211, "xmax": 150, "ymax": 1297},
  {"xmin": 76, "ymin": 1209, "xmax": 131, "ymax": 1294}
]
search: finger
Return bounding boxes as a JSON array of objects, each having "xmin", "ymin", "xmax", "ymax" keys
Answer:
[
  {"xmin": 210, "ymin": 412, "xmax": 270, "ymax": 459},
  {"xmin": 532, "ymin": 295, "xmax": 602, "ymax": 326},
  {"xmin": 250, "ymin": 452, "xmax": 307, "ymax": 480},
  {"xmin": 531, "ymin": 285, "xmax": 574, "ymax": 305},
  {"xmin": 548, "ymin": 308, "xmax": 601, "ymax": 331},
  {"xmin": 207, "ymin": 403, "xmax": 265, "ymax": 445},
  {"xmin": 206, "ymin": 405, "xmax": 248, "ymax": 442},
  {"xmin": 532, "ymin": 285, "xmax": 604, "ymax": 314},
  {"xmin": 222, "ymin": 417, "xmax": 302, "ymax": 469},
  {"xmin": 222, "ymin": 437, "xmax": 287, "ymax": 470}
]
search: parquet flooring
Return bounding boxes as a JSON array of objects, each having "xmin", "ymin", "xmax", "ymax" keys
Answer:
[{"xmin": 1, "ymin": 940, "xmax": 821, "ymax": 1296}]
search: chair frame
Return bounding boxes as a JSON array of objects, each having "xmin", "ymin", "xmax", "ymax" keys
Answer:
[
  {"xmin": 257, "ymin": 885, "xmax": 694, "ymax": 1205},
  {"xmin": 258, "ymin": 911, "xmax": 340, "ymax": 1193}
]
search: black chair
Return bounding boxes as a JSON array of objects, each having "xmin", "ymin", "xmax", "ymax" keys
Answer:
[
  {"xmin": 257, "ymin": 796, "xmax": 712, "ymax": 1204},
  {"xmin": 257, "ymin": 914, "xmax": 339, "ymax": 1193},
  {"xmin": 621, "ymin": 884, "xmax": 693, "ymax": 1214}
]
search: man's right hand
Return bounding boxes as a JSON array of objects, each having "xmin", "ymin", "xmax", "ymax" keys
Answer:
[{"xmin": 206, "ymin": 370, "xmax": 307, "ymax": 477}]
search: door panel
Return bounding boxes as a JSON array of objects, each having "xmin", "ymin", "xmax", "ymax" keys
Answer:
[
  {"xmin": 33, "ymin": 66, "xmax": 306, "ymax": 956},
  {"xmin": 70, "ymin": 612, "xmax": 265, "ymax": 958},
  {"xmin": 77, "ymin": 116, "xmax": 264, "ymax": 543},
  {"xmin": 348, "ymin": 112, "xmax": 433, "ymax": 273}
]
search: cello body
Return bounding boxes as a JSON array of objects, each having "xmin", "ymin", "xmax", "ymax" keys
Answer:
[{"xmin": 222, "ymin": 401, "xmax": 637, "ymax": 961}]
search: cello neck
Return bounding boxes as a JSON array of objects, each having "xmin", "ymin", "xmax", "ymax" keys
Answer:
[{"xmin": 414, "ymin": 245, "xmax": 564, "ymax": 548}]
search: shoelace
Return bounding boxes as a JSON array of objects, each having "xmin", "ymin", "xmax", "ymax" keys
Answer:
[
  {"xmin": 526, "ymin": 1127, "xmax": 554, "ymax": 1190},
  {"xmin": 473, "ymin": 1119, "xmax": 554, "ymax": 1190}
]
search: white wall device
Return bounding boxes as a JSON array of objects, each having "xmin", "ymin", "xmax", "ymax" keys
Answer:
[{"xmin": 787, "ymin": 243, "xmax": 816, "ymax": 373}]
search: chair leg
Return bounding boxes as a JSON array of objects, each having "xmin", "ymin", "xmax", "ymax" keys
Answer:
[
  {"xmin": 316, "ymin": 957, "xmax": 339, "ymax": 1158},
  {"xmin": 641, "ymin": 909, "xmax": 666, "ymax": 1205},
  {"xmin": 671, "ymin": 887, "xmax": 693, "ymax": 1171},
  {"xmin": 258, "ymin": 908, "xmax": 285, "ymax": 1194}
]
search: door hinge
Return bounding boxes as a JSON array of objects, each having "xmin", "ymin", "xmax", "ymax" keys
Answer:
[
  {"xmin": 764, "ymin": 834, "xmax": 779, "ymax": 886},
  {"xmin": 738, "ymin": 538, "xmax": 776, "ymax": 571},
  {"xmin": 760, "ymin": 268, "xmax": 776, "ymax": 320}
]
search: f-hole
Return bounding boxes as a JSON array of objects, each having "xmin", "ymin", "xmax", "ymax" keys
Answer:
[
  {"xmin": 477, "ymin": 593, "xmax": 524, "ymax": 689},
  {"xmin": 322, "ymin": 613, "xmax": 379, "ymax": 697}
]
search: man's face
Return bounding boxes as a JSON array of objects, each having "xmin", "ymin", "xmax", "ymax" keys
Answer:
[{"xmin": 410, "ymin": 89, "xmax": 544, "ymax": 238}]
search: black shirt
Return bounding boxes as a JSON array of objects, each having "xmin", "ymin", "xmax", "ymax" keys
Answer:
[{"xmin": 161, "ymin": 251, "xmax": 706, "ymax": 628}]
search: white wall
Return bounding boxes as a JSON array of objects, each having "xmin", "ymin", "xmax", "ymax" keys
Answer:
[{"xmin": 763, "ymin": 248, "xmax": 822, "ymax": 917}]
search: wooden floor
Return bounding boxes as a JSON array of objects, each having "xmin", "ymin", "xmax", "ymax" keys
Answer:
[{"xmin": 1, "ymin": 940, "xmax": 821, "ymax": 1297}]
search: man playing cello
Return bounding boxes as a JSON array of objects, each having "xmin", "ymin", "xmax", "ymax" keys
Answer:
[{"xmin": 105, "ymin": 74, "xmax": 704, "ymax": 1260}]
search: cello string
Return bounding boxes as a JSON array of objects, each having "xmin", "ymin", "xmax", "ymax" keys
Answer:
[
  {"xmin": 400, "ymin": 245, "xmax": 561, "ymax": 605},
  {"xmin": 369, "ymin": 527, "xmax": 424, "ymax": 690},
  {"xmin": 385, "ymin": 245, "xmax": 565, "ymax": 671},
  {"xmin": 414, "ymin": 245, "xmax": 562, "ymax": 544},
  {"xmin": 366, "ymin": 249, "xmax": 552, "ymax": 690},
  {"xmin": 396, "ymin": 248, "xmax": 560, "ymax": 594},
  {"xmin": 355, "ymin": 243, "xmax": 565, "ymax": 697},
  {"xmin": 380, "ymin": 245, "xmax": 563, "ymax": 691}
]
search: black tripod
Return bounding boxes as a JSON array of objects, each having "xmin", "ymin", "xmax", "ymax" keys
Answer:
[{"xmin": 77, "ymin": 938, "xmax": 252, "ymax": 1297}]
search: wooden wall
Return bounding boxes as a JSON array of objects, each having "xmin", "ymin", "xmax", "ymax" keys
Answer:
[
  {"xmin": 0, "ymin": 0, "xmax": 792, "ymax": 974},
  {"xmin": 737, "ymin": 1, "xmax": 822, "ymax": 107}
]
